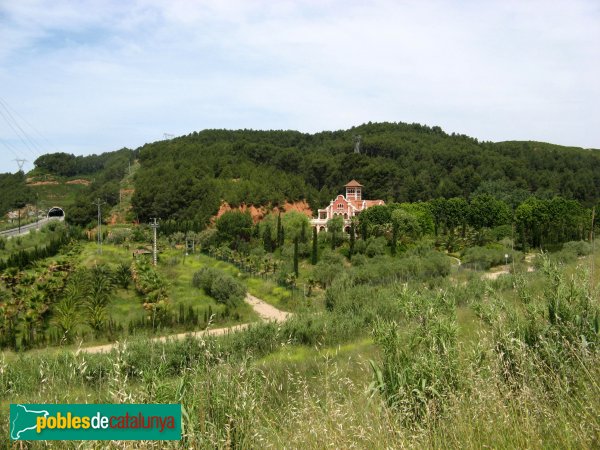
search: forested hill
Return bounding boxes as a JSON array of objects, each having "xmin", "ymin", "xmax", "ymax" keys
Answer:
[{"xmin": 131, "ymin": 122, "xmax": 600, "ymax": 224}]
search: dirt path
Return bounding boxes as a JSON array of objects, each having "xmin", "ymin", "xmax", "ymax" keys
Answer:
[
  {"xmin": 481, "ymin": 267, "xmax": 511, "ymax": 280},
  {"xmin": 481, "ymin": 253, "xmax": 537, "ymax": 280},
  {"xmin": 79, "ymin": 294, "xmax": 291, "ymax": 354},
  {"xmin": 245, "ymin": 293, "xmax": 291, "ymax": 322}
]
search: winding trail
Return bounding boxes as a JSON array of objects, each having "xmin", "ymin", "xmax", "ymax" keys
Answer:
[
  {"xmin": 79, "ymin": 294, "xmax": 291, "ymax": 354},
  {"xmin": 481, "ymin": 253, "xmax": 536, "ymax": 280}
]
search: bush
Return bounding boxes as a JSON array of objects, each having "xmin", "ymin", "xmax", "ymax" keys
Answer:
[
  {"xmin": 462, "ymin": 246, "xmax": 520, "ymax": 270},
  {"xmin": 561, "ymin": 240, "xmax": 591, "ymax": 257},
  {"xmin": 192, "ymin": 267, "xmax": 246, "ymax": 307},
  {"xmin": 365, "ymin": 237, "xmax": 387, "ymax": 257},
  {"xmin": 210, "ymin": 274, "xmax": 246, "ymax": 307},
  {"xmin": 192, "ymin": 267, "xmax": 220, "ymax": 291},
  {"xmin": 106, "ymin": 228, "xmax": 132, "ymax": 244},
  {"xmin": 348, "ymin": 252, "xmax": 451, "ymax": 285}
]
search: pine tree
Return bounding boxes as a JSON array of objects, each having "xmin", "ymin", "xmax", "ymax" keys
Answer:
[{"xmin": 311, "ymin": 226, "xmax": 318, "ymax": 265}]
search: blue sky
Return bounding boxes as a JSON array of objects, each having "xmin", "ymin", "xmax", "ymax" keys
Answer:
[{"xmin": 1, "ymin": 0, "xmax": 599, "ymax": 173}]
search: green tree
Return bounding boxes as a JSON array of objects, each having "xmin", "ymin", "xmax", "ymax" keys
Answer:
[
  {"xmin": 263, "ymin": 224, "xmax": 275, "ymax": 253},
  {"xmin": 349, "ymin": 223, "xmax": 356, "ymax": 259},
  {"xmin": 311, "ymin": 226, "xmax": 318, "ymax": 265},
  {"xmin": 391, "ymin": 209, "xmax": 422, "ymax": 241},
  {"xmin": 300, "ymin": 220, "xmax": 307, "ymax": 243},
  {"xmin": 468, "ymin": 194, "xmax": 511, "ymax": 230},
  {"xmin": 328, "ymin": 216, "xmax": 344, "ymax": 249},
  {"xmin": 216, "ymin": 211, "xmax": 253, "ymax": 246},
  {"xmin": 276, "ymin": 213, "xmax": 283, "ymax": 248},
  {"xmin": 293, "ymin": 237, "xmax": 299, "ymax": 277}
]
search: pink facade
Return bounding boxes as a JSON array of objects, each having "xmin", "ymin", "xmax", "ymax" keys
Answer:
[{"xmin": 311, "ymin": 180, "xmax": 385, "ymax": 232}]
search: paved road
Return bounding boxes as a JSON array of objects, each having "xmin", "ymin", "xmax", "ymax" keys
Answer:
[
  {"xmin": 0, "ymin": 217, "xmax": 61, "ymax": 238},
  {"xmin": 79, "ymin": 293, "xmax": 292, "ymax": 354}
]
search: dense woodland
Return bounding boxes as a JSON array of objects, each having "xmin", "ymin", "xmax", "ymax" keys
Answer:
[
  {"xmin": 0, "ymin": 172, "xmax": 35, "ymax": 216},
  {"xmin": 130, "ymin": 122, "xmax": 600, "ymax": 226},
  {"xmin": 31, "ymin": 148, "xmax": 137, "ymax": 226}
]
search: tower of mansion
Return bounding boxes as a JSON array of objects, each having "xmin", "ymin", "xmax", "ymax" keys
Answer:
[{"xmin": 311, "ymin": 180, "xmax": 385, "ymax": 233}]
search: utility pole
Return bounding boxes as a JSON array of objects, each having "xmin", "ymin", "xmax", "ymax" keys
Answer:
[
  {"xmin": 93, "ymin": 198, "xmax": 105, "ymax": 254},
  {"xmin": 590, "ymin": 206, "xmax": 595, "ymax": 293},
  {"xmin": 150, "ymin": 218, "xmax": 159, "ymax": 266}
]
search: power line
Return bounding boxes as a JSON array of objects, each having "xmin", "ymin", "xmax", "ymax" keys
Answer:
[
  {"xmin": 0, "ymin": 97, "xmax": 57, "ymax": 155},
  {"xmin": 1, "ymin": 139, "xmax": 21, "ymax": 159},
  {"xmin": 0, "ymin": 107, "xmax": 40, "ymax": 161}
]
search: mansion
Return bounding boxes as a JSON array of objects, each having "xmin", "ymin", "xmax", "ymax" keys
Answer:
[{"xmin": 311, "ymin": 180, "xmax": 385, "ymax": 232}]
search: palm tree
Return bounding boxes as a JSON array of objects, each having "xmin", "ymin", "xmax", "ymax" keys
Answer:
[
  {"xmin": 85, "ymin": 265, "xmax": 114, "ymax": 338},
  {"xmin": 53, "ymin": 286, "xmax": 83, "ymax": 344}
]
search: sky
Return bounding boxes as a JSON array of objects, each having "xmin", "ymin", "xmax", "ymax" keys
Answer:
[{"xmin": 0, "ymin": 0, "xmax": 599, "ymax": 174}]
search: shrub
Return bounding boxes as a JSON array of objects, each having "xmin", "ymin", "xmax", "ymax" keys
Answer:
[
  {"xmin": 365, "ymin": 237, "xmax": 387, "ymax": 257},
  {"xmin": 462, "ymin": 246, "xmax": 520, "ymax": 270},
  {"xmin": 192, "ymin": 267, "xmax": 246, "ymax": 307},
  {"xmin": 210, "ymin": 274, "xmax": 246, "ymax": 307},
  {"xmin": 192, "ymin": 267, "xmax": 220, "ymax": 292},
  {"xmin": 106, "ymin": 228, "xmax": 132, "ymax": 244},
  {"xmin": 561, "ymin": 240, "xmax": 591, "ymax": 257}
]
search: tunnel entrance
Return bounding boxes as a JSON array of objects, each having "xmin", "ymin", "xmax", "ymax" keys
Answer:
[{"xmin": 48, "ymin": 207, "xmax": 65, "ymax": 219}]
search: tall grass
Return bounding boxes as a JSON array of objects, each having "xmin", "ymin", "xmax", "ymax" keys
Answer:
[{"xmin": 1, "ymin": 255, "xmax": 598, "ymax": 448}]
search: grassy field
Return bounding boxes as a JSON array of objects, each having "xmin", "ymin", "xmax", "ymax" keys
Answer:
[
  {"xmin": 73, "ymin": 243, "xmax": 261, "ymax": 340},
  {"xmin": 29, "ymin": 180, "xmax": 89, "ymax": 211}
]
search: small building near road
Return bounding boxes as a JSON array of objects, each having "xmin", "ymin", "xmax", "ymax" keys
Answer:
[{"xmin": 311, "ymin": 180, "xmax": 385, "ymax": 233}]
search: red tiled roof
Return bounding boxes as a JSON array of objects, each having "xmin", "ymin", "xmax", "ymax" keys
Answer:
[
  {"xmin": 344, "ymin": 179, "xmax": 363, "ymax": 187},
  {"xmin": 348, "ymin": 199, "xmax": 385, "ymax": 211}
]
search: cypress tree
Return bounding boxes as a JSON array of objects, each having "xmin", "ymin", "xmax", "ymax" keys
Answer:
[
  {"xmin": 276, "ymin": 213, "xmax": 283, "ymax": 248},
  {"xmin": 263, "ymin": 224, "xmax": 274, "ymax": 252},
  {"xmin": 293, "ymin": 236, "xmax": 299, "ymax": 277},
  {"xmin": 349, "ymin": 223, "xmax": 355, "ymax": 259},
  {"xmin": 391, "ymin": 224, "xmax": 398, "ymax": 256},
  {"xmin": 311, "ymin": 226, "xmax": 318, "ymax": 265},
  {"xmin": 300, "ymin": 221, "xmax": 307, "ymax": 243},
  {"xmin": 252, "ymin": 223, "xmax": 260, "ymax": 238},
  {"xmin": 361, "ymin": 220, "xmax": 368, "ymax": 241}
]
